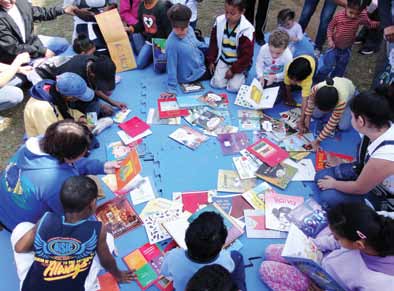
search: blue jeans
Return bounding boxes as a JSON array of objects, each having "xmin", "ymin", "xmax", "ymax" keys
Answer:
[
  {"xmin": 312, "ymin": 103, "xmax": 352, "ymax": 131},
  {"xmin": 299, "ymin": 0, "xmax": 337, "ymax": 50},
  {"xmin": 38, "ymin": 35, "xmax": 69, "ymax": 55},
  {"xmin": 132, "ymin": 33, "xmax": 153, "ymax": 69},
  {"xmin": 317, "ymin": 47, "xmax": 351, "ymax": 82}
]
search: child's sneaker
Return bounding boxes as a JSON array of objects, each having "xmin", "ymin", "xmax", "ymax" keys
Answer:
[
  {"xmin": 314, "ymin": 48, "xmax": 321, "ymax": 58},
  {"xmin": 359, "ymin": 47, "xmax": 375, "ymax": 55}
]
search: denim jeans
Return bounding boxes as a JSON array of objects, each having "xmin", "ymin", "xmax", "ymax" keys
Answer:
[
  {"xmin": 312, "ymin": 103, "xmax": 352, "ymax": 131},
  {"xmin": 38, "ymin": 35, "xmax": 69, "ymax": 56},
  {"xmin": 316, "ymin": 47, "xmax": 351, "ymax": 82},
  {"xmin": 299, "ymin": 0, "xmax": 337, "ymax": 50},
  {"xmin": 132, "ymin": 33, "xmax": 153, "ymax": 69}
]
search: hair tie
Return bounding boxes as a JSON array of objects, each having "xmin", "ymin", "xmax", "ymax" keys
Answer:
[{"xmin": 356, "ymin": 230, "xmax": 367, "ymax": 240}]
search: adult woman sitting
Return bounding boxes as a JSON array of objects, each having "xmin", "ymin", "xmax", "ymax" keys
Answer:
[
  {"xmin": 314, "ymin": 87, "xmax": 394, "ymax": 210},
  {"xmin": 0, "ymin": 120, "xmax": 118, "ymax": 231}
]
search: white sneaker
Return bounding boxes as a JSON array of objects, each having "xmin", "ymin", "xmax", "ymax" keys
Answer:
[{"xmin": 314, "ymin": 48, "xmax": 321, "ymax": 58}]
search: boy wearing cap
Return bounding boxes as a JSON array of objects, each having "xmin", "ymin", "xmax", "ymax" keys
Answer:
[
  {"xmin": 23, "ymin": 72, "xmax": 94, "ymax": 138},
  {"xmin": 165, "ymin": 3, "xmax": 208, "ymax": 94}
]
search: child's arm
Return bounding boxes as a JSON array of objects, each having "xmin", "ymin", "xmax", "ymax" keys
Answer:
[
  {"xmin": 360, "ymin": 10, "xmax": 380, "ymax": 29},
  {"xmin": 15, "ymin": 224, "xmax": 38, "ymax": 253},
  {"xmin": 303, "ymin": 85, "xmax": 318, "ymax": 129},
  {"xmin": 95, "ymin": 90, "xmax": 127, "ymax": 110},
  {"xmin": 96, "ymin": 226, "xmax": 135, "ymax": 283},
  {"xmin": 312, "ymin": 234, "xmax": 340, "ymax": 252},
  {"xmin": 316, "ymin": 101, "xmax": 346, "ymax": 142},
  {"xmin": 327, "ymin": 14, "xmax": 337, "ymax": 48},
  {"xmin": 229, "ymin": 35, "xmax": 254, "ymax": 75},
  {"xmin": 206, "ymin": 25, "xmax": 219, "ymax": 72},
  {"xmin": 166, "ymin": 43, "xmax": 178, "ymax": 94},
  {"xmin": 255, "ymin": 46, "xmax": 265, "ymax": 81}
]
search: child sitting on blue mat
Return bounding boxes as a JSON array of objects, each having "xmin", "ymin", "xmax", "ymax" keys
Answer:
[
  {"xmin": 161, "ymin": 212, "xmax": 246, "ymax": 291},
  {"xmin": 206, "ymin": 0, "xmax": 254, "ymax": 93},
  {"xmin": 11, "ymin": 176, "xmax": 135, "ymax": 291},
  {"xmin": 165, "ymin": 3, "xmax": 209, "ymax": 94}
]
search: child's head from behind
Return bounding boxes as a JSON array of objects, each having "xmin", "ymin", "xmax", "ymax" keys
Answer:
[
  {"xmin": 277, "ymin": 8, "xmax": 296, "ymax": 30},
  {"xmin": 315, "ymin": 78, "xmax": 339, "ymax": 112},
  {"xmin": 287, "ymin": 56, "xmax": 312, "ymax": 83},
  {"xmin": 268, "ymin": 30, "xmax": 290, "ymax": 59},
  {"xmin": 225, "ymin": 0, "xmax": 245, "ymax": 26},
  {"xmin": 60, "ymin": 176, "xmax": 98, "ymax": 216},
  {"xmin": 167, "ymin": 3, "xmax": 191, "ymax": 38},
  {"xmin": 185, "ymin": 212, "xmax": 227, "ymax": 262},
  {"xmin": 346, "ymin": 0, "xmax": 368, "ymax": 18},
  {"xmin": 186, "ymin": 264, "xmax": 238, "ymax": 291},
  {"xmin": 73, "ymin": 33, "xmax": 96, "ymax": 55},
  {"xmin": 327, "ymin": 203, "xmax": 394, "ymax": 257}
]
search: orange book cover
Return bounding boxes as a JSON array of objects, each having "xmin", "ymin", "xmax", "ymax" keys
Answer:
[
  {"xmin": 115, "ymin": 149, "xmax": 141, "ymax": 192},
  {"xmin": 98, "ymin": 273, "xmax": 119, "ymax": 291}
]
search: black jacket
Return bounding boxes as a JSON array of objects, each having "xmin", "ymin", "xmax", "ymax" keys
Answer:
[{"xmin": 0, "ymin": 0, "xmax": 64, "ymax": 64}]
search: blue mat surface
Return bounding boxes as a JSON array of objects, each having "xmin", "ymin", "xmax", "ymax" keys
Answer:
[{"xmin": 0, "ymin": 37, "xmax": 360, "ymax": 291}]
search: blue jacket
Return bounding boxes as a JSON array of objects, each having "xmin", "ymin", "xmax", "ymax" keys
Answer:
[
  {"xmin": 166, "ymin": 27, "xmax": 207, "ymax": 93},
  {"xmin": 0, "ymin": 138, "xmax": 104, "ymax": 230}
]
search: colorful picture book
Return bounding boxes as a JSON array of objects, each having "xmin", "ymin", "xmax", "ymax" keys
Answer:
[
  {"xmin": 169, "ymin": 125, "xmax": 209, "ymax": 150},
  {"xmin": 286, "ymin": 159, "xmax": 316, "ymax": 182},
  {"xmin": 157, "ymin": 97, "xmax": 189, "ymax": 119},
  {"xmin": 119, "ymin": 116, "xmax": 150, "ymax": 138},
  {"xmin": 315, "ymin": 150, "xmax": 354, "ymax": 171},
  {"xmin": 247, "ymin": 138, "xmax": 289, "ymax": 167},
  {"xmin": 286, "ymin": 198, "xmax": 327, "ymax": 238},
  {"xmin": 289, "ymin": 151, "xmax": 310, "ymax": 161},
  {"xmin": 176, "ymin": 94, "xmax": 205, "ymax": 108},
  {"xmin": 282, "ymin": 225, "xmax": 346, "ymax": 291},
  {"xmin": 129, "ymin": 176, "xmax": 156, "ymax": 205},
  {"xmin": 280, "ymin": 108, "xmax": 302, "ymax": 129},
  {"xmin": 255, "ymin": 162, "xmax": 298, "ymax": 189},
  {"xmin": 152, "ymin": 38, "xmax": 167, "ymax": 73},
  {"xmin": 173, "ymin": 190, "xmax": 211, "ymax": 213},
  {"xmin": 265, "ymin": 190, "xmax": 304, "ymax": 232},
  {"xmin": 106, "ymin": 141, "xmax": 131, "ymax": 161},
  {"xmin": 237, "ymin": 109, "xmax": 263, "ymax": 131},
  {"xmin": 193, "ymin": 108, "xmax": 225, "ymax": 131},
  {"xmin": 217, "ymin": 169, "xmax": 256, "ymax": 193},
  {"xmin": 97, "ymin": 273, "xmax": 119, "ymax": 291},
  {"xmin": 211, "ymin": 195, "xmax": 236, "ymax": 214},
  {"xmin": 117, "ymin": 129, "xmax": 152, "ymax": 145},
  {"xmin": 113, "ymin": 109, "xmax": 131, "ymax": 123},
  {"xmin": 217, "ymin": 132, "xmax": 249, "ymax": 155},
  {"xmin": 244, "ymin": 209, "xmax": 287, "ymax": 239},
  {"xmin": 235, "ymin": 78, "xmax": 279, "ymax": 109},
  {"xmin": 282, "ymin": 133, "xmax": 314, "ymax": 152},
  {"xmin": 123, "ymin": 242, "xmax": 175, "ymax": 291},
  {"xmin": 96, "ymin": 196, "xmax": 142, "ymax": 238},
  {"xmin": 227, "ymin": 195, "xmax": 253, "ymax": 219},
  {"xmin": 115, "ymin": 149, "xmax": 142, "ymax": 193},
  {"xmin": 180, "ymin": 81, "xmax": 204, "ymax": 93},
  {"xmin": 232, "ymin": 155, "xmax": 259, "ymax": 180},
  {"xmin": 260, "ymin": 114, "xmax": 291, "ymax": 142},
  {"xmin": 198, "ymin": 92, "xmax": 229, "ymax": 109},
  {"xmin": 146, "ymin": 108, "xmax": 181, "ymax": 125},
  {"xmin": 241, "ymin": 182, "xmax": 271, "ymax": 210}
]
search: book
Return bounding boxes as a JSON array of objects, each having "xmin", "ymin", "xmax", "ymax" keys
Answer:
[
  {"xmin": 140, "ymin": 198, "xmax": 182, "ymax": 220},
  {"xmin": 158, "ymin": 97, "xmax": 189, "ymax": 119},
  {"xmin": 205, "ymin": 125, "xmax": 239, "ymax": 137},
  {"xmin": 193, "ymin": 108, "xmax": 225, "ymax": 131},
  {"xmin": 280, "ymin": 108, "xmax": 302, "ymax": 129},
  {"xmin": 228, "ymin": 195, "xmax": 253, "ymax": 219},
  {"xmin": 315, "ymin": 150, "xmax": 354, "ymax": 171},
  {"xmin": 282, "ymin": 133, "xmax": 314, "ymax": 152},
  {"xmin": 244, "ymin": 209, "xmax": 287, "ymax": 239},
  {"xmin": 119, "ymin": 116, "xmax": 150, "ymax": 138},
  {"xmin": 97, "ymin": 273, "xmax": 119, "ymax": 291},
  {"xmin": 217, "ymin": 132, "xmax": 249, "ymax": 155},
  {"xmin": 237, "ymin": 109, "xmax": 263, "ymax": 131},
  {"xmin": 179, "ymin": 191, "xmax": 210, "ymax": 213},
  {"xmin": 265, "ymin": 190, "xmax": 304, "ymax": 232},
  {"xmin": 123, "ymin": 242, "xmax": 175, "ymax": 291},
  {"xmin": 106, "ymin": 141, "xmax": 131, "ymax": 161},
  {"xmin": 161, "ymin": 213, "xmax": 191, "ymax": 249},
  {"xmin": 232, "ymin": 155, "xmax": 259, "ymax": 180},
  {"xmin": 169, "ymin": 126, "xmax": 209, "ymax": 150},
  {"xmin": 115, "ymin": 149, "xmax": 142, "ymax": 193},
  {"xmin": 255, "ymin": 162, "xmax": 298, "ymax": 189},
  {"xmin": 286, "ymin": 159, "xmax": 316, "ymax": 182},
  {"xmin": 180, "ymin": 81, "xmax": 204, "ymax": 93},
  {"xmin": 234, "ymin": 78, "xmax": 279, "ymax": 109},
  {"xmin": 198, "ymin": 92, "xmax": 229, "ymax": 109},
  {"xmin": 96, "ymin": 196, "xmax": 143, "ymax": 238},
  {"xmin": 113, "ymin": 109, "xmax": 131, "ymax": 123},
  {"xmin": 152, "ymin": 38, "xmax": 167, "ymax": 73},
  {"xmin": 289, "ymin": 151, "xmax": 310, "ymax": 161},
  {"xmin": 286, "ymin": 199, "xmax": 327, "ymax": 238},
  {"xmin": 211, "ymin": 195, "xmax": 237, "ymax": 214},
  {"xmin": 176, "ymin": 94, "xmax": 205, "ymax": 108},
  {"xmin": 146, "ymin": 108, "xmax": 181, "ymax": 125},
  {"xmin": 129, "ymin": 176, "xmax": 156, "ymax": 205},
  {"xmin": 282, "ymin": 224, "xmax": 346, "ymax": 291},
  {"xmin": 241, "ymin": 182, "xmax": 271, "ymax": 210},
  {"xmin": 247, "ymin": 138, "xmax": 289, "ymax": 167},
  {"xmin": 260, "ymin": 114, "xmax": 293, "ymax": 143},
  {"xmin": 117, "ymin": 129, "xmax": 152, "ymax": 145},
  {"xmin": 101, "ymin": 174, "xmax": 117, "ymax": 192},
  {"xmin": 217, "ymin": 169, "xmax": 256, "ymax": 193}
]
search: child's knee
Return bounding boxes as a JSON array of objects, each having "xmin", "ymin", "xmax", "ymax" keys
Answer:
[
  {"xmin": 226, "ymin": 75, "xmax": 245, "ymax": 92},
  {"xmin": 210, "ymin": 76, "xmax": 227, "ymax": 89}
]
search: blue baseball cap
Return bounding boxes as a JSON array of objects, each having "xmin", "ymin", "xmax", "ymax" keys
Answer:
[{"xmin": 56, "ymin": 72, "xmax": 94, "ymax": 102}]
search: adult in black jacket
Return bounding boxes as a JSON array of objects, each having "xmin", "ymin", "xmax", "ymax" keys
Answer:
[{"xmin": 0, "ymin": 0, "xmax": 75, "ymax": 64}]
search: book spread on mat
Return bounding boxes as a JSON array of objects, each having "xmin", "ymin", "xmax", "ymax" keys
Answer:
[
  {"xmin": 280, "ymin": 108, "xmax": 302, "ymax": 129},
  {"xmin": 106, "ymin": 141, "xmax": 131, "ymax": 161},
  {"xmin": 158, "ymin": 97, "xmax": 189, "ymax": 119},
  {"xmin": 180, "ymin": 81, "xmax": 204, "ymax": 93},
  {"xmin": 315, "ymin": 150, "xmax": 354, "ymax": 171},
  {"xmin": 119, "ymin": 116, "xmax": 150, "ymax": 138},
  {"xmin": 241, "ymin": 182, "xmax": 271, "ymax": 210},
  {"xmin": 244, "ymin": 209, "xmax": 287, "ymax": 239},
  {"xmin": 217, "ymin": 132, "xmax": 250, "ymax": 155},
  {"xmin": 115, "ymin": 149, "xmax": 142, "ymax": 193},
  {"xmin": 237, "ymin": 109, "xmax": 263, "ymax": 131},
  {"xmin": 282, "ymin": 133, "xmax": 314, "ymax": 152},
  {"xmin": 247, "ymin": 138, "xmax": 289, "ymax": 167},
  {"xmin": 255, "ymin": 162, "xmax": 298, "ymax": 189},
  {"xmin": 169, "ymin": 125, "xmax": 209, "ymax": 150},
  {"xmin": 217, "ymin": 169, "xmax": 256, "ymax": 193}
]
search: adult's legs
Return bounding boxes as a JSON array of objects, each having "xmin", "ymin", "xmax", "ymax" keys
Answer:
[
  {"xmin": 255, "ymin": 0, "xmax": 271, "ymax": 42},
  {"xmin": 38, "ymin": 35, "xmax": 69, "ymax": 55},
  {"xmin": 299, "ymin": 0, "xmax": 320, "ymax": 31},
  {"xmin": 0, "ymin": 86, "xmax": 24, "ymax": 111},
  {"xmin": 314, "ymin": 0, "xmax": 337, "ymax": 50},
  {"xmin": 244, "ymin": 0, "xmax": 256, "ymax": 24}
]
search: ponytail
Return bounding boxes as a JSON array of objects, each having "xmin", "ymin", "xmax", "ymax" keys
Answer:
[
  {"xmin": 328, "ymin": 203, "xmax": 394, "ymax": 257},
  {"xmin": 315, "ymin": 77, "xmax": 339, "ymax": 111}
]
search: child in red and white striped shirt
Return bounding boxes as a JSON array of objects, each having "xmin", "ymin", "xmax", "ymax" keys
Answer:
[{"xmin": 316, "ymin": 0, "xmax": 379, "ymax": 82}]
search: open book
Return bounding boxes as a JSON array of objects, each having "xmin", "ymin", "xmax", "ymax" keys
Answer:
[{"xmin": 282, "ymin": 225, "xmax": 346, "ymax": 291}]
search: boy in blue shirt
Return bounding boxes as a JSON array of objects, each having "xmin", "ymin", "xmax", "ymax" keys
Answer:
[{"xmin": 165, "ymin": 3, "xmax": 209, "ymax": 94}]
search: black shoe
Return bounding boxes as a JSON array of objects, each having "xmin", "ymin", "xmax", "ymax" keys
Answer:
[{"xmin": 359, "ymin": 47, "xmax": 375, "ymax": 55}]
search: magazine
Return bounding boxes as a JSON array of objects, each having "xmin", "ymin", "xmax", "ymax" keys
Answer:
[
  {"xmin": 217, "ymin": 169, "xmax": 256, "ymax": 193},
  {"xmin": 232, "ymin": 155, "xmax": 259, "ymax": 180},
  {"xmin": 95, "ymin": 196, "xmax": 143, "ymax": 238},
  {"xmin": 198, "ymin": 92, "xmax": 229, "ymax": 109},
  {"xmin": 247, "ymin": 138, "xmax": 289, "ymax": 167},
  {"xmin": 169, "ymin": 126, "xmax": 209, "ymax": 150},
  {"xmin": 241, "ymin": 182, "xmax": 271, "ymax": 210},
  {"xmin": 282, "ymin": 133, "xmax": 314, "ymax": 152},
  {"xmin": 244, "ymin": 209, "xmax": 287, "ymax": 239},
  {"xmin": 255, "ymin": 162, "xmax": 298, "ymax": 189},
  {"xmin": 265, "ymin": 190, "xmax": 304, "ymax": 232},
  {"xmin": 217, "ymin": 132, "xmax": 250, "ymax": 155},
  {"xmin": 193, "ymin": 108, "xmax": 225, "ymax": 131},
  {"xmin": 237, "ymin": 109, "xmax": 263, "ymax": 131},
  {"xmin": 280, "ymin": 108, "xmax": 302, "ymax": 129}
]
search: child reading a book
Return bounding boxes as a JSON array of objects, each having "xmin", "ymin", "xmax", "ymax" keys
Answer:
[
  {"xmin": 255, "ymin": 29, "xmax": 292, "ymax": 88},
  {"xmin": 206, "ymin": 0, "xmax": 254, "ymax": 92},
  {"xmin": 316, "ymin": 0, "xmax": 379, "ymax": 82},
  {"xmin": 298, "ymin": 77, "xmax": 356, "ymax": 151},
  {"xmin": 259, "ymin": 202, "xmax": 394, "ymax": 291},
  {"xmin": 277, "ymin": 9, "xmax": 303, "ymax": 55},
  {"xmin": 283, "ymin": 55, "xmax": 316, "ymax": 107},
  {"xmin": 11, "ymin": 176, "xmax": 135, "ymax": 291},
  {"xmin": 165, "ymin": 4, "xmax": 208, "ymax": 94},
  {"xmin": 161, "ymin": 212, "xmax": 246, "ymax": 291},
  {"xmin": 126, "ymin": 0, "xmax": 172, "ymax": 69},
  {"xmin": 186, "ymin": 264, "xmax": 239, "ymax": 291}
]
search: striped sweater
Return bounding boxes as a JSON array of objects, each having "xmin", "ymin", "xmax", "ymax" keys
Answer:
[
  {"xmin": 327, "ymin": 9, "xmax": 379, "ymax": 49},
  {"xmin": 305, "ymin": 77, "xmax": 355, "ymax": 141}
]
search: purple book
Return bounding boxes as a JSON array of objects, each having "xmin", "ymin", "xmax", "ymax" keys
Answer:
[{"xmin": 217, "ymin": 132, "xmax": 250, "ymax": 155}]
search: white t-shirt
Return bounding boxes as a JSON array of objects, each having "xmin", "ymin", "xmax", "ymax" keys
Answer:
[
  {"xmin": 7, "ymin": 5, "xmax": 26, "ymax": 43},
  {"xmin": 279, "ymin": 22, "xmax": 303, "ymax": 42},
  {"xmin": 255, "ymin": 43, "xmax": 293, "ymax": 81},
  {"xmin": 170, "ymin": 0, "xmax": 198, "ymax": 22},
  {"xmin": 368, "ymin": 124, "xmax": 394, "ymax": 194}
]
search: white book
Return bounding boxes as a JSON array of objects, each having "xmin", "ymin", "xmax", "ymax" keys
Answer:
[
  {"xmin": 129, "ymin": 176, "xmax": 156, "ymax": 205},
  {"xmin": 117, "ymin": 129, "xmax": 152, "ymax": 145}
]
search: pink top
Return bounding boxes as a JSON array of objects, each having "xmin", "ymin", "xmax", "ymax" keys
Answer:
[{"xmin": 119, "ymin": 0, "xmax": 142, "ymax": 25}]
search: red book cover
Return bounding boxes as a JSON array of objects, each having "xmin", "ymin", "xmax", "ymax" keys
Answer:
[
  {"xmin": 158, "ymin": 97, "xmax": 189, "ymax": 119},
  {"xmin": 98, "ymin": 273, "xmax": 119, "ymax": 291},
  {"xmin": 119, "ymin": 116, "xmax": 150, "ymax": 137},
  {"xmin": 229, "ymin": 195, "xmax": 253, "ymax": 219},
  {"xmin": 181, "ymin": 191, "xmax": 209, "ymax": 213},
  {"xmin": 247, "ymin": 138, "xmax": 289, "ymax": 167},
  {"xmin": 315, "ymin": 150, "xmax": 354, "ymax": 171}
]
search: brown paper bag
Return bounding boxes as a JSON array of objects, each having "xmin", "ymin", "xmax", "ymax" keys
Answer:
[{"xmin": 95, "ymin": 9, "xmax": 136, "ymax": 72}]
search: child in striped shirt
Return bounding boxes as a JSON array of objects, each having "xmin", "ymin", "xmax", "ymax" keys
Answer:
[
  {"xmin": 206, "ymin": 0, "xmax": 254, "ymax": 92},
  {"xmin": 298, "ymin": 77, "xmax": 356, "ymax": 150},
  {"xmin": 316, "ymin": 0, "xmax": 379, "ymax": 82}
]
